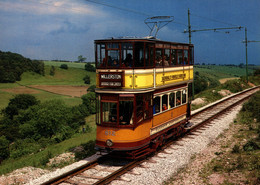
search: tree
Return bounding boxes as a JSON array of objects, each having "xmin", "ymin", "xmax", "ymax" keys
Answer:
[
  {"xmin": 87, "ymin": 85, "xmax": 96, "ymax": 92},
  {"xmin": 83, "ymin": 75, "xmax": 91, "ymax": 84},
  {"xmin": 2, "ymin": 94, "xmax": 39, "ymax": 119},
  {"xmin": 50, "ymin": 65, "xmax": 55, "ymax": 76},
  {"xmin": 81, "ymin": 92, "xmax": 96, "ymax": 114},
  {"xmin": 60, "ymin": 64, "xmax": 68, "ymax": 69},
  {"xmin": 78, "ymin": 55, "xmax": 86, "ymax": 63},
  {"xmin": 17, "ymin": 100, "xmax": 74, "ymax": 141},
  {"xmin": 84, "ymin": 63, "xmax": 95, "ymax": 72},
  {"xmin": 0, "ymin": 136, "xmax": 10, "ymax": 160}
]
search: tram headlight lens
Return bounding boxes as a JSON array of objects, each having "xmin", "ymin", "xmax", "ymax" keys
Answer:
[{"xmin": 106, "ymin": 139, "xmax": 113, "ymax": 147}]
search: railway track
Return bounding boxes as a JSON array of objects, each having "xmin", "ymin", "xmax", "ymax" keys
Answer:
[{"xmin": 40, "ymin": 86, "xmax": 259, "ymax": 185}]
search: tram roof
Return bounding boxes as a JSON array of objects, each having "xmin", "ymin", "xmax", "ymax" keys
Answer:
[{"xmin": 94, "ymin": 36, "xmax": 193, "ymax": 46}]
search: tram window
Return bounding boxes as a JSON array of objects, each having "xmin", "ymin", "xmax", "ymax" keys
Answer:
[
  {"xmin": 145, "ymin": 45, "xmax": 154, "ymax": 67},
  {"xmin": 182, "ymin": 89, "xmax": 187, "ymax": 104},
  {"xmin": 144, "ymin": 93, "xmax": 153, "ymax": 119},
  {"xmin": 164, "ymin": 49, "xmax": 170, "ymax": 67},
  {"xmin": 184, "ymin": 50, "xmax": 188, "ymax": 65},
  {"xmin": 96, "ymin": 95, "xmax": 101, "ymax": 124},
  {"xmin": 107, "ymin": 50, "xmax": 119, "ymax": 67},
  {"xmin": 96, "ymin": 44, "xmax": 105, "ymax": 68},
  {"xmin": 155, "ymin": 48, "xmax": 163, "ymax": 67},
  {"xmin": 169, "ymin": 92, "xmax": 175, "ymax": 108},
  {"xmin": 119, "ymin": 97, "xmax": 133, "ymax": 125},
  {"xmin": 171, "ymin": 49, "xmax": 177, "ymax": 66},
  {"xmin": 122, "ymin": 43, "xmax": 133, "ymax": 67},
  {"xmin": 189, "ymin": 47, "xmax": 194, "ymax": 65},
  {"xmin": 153, "ymin": 96, "xmax": 161, "ymax": 114},
  {"xmin": 134, "ymin": 43, "xmax": 144, "ymax": 67},
  {"xmin": 177, "ymin": 50, "xmax": 183, "ymax": 65},
  {"xmin": 102, "ymin": 102, "xmax": 117, "ymax": 123},
  {"xmin": 176, "ymin": 91, "xmax": 181, "ymax": 106},
  {"xmin": 136, "ymin": 95, "xmax": 144, "ymax": 123},
  {"xmin": 107, "ymin": 43, "xmax": 119, "ymax": 49},
  {"xmin": 162, "ymin": 94, "xmax": 168, "ymax": 111}
]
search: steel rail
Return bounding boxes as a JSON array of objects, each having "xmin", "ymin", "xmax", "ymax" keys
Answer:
[{"xmin": 42, "ymin": 158, "xmax": 103, "ymax": 185}]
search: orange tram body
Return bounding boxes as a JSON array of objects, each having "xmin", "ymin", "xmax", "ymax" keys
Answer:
[{"xmin": 95, "ymin": 37, "xmax": 194, "ymax": 159}]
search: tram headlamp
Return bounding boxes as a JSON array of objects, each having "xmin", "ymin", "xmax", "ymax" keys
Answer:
[{"xmin": 106, "ymin": 139, "xmax": 113, "ymax": 147}]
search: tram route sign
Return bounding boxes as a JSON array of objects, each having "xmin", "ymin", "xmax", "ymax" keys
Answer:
[{"xmin": 99, "ymin": 71, "xmax": 125, "ymax": 88}]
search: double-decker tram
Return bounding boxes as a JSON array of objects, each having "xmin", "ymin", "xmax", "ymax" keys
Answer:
[{"xmin": 95, "ymin": 37, "xmax": 194, "ymax": 159}]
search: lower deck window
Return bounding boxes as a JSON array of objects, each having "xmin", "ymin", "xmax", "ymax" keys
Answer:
[
  {"xmin": 102, "ymin": 102, "xmax": 117, "ymax": 123},
  {"xmin": 119, "ymin": 98, "xmax": 133, "ymax": 125}
]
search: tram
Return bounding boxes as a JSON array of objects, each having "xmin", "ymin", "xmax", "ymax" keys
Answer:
[{"xmin": 95, "ymin": 37, "xmax": 194, "ymax": 159}]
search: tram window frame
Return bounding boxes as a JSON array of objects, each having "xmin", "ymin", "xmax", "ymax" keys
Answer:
[
  {"xmin": 176, "ymin": 91, "xmax": 181, "ymax": 106},
  {"xmin": 96, "ymin": 95, "xmax": 101, "ymax": 125},
  {"xmin": 101, "ymin": 101, "xmax": 118, "ymax": 125},
  {"xmin": 134, "ymin": 42, "xmax": 145, "ymax": 68},
  {"xmin": 169, "ymin": 92, "xmax": 175, "ymax": 108},
  {"xmin": 164, "ymin": 49, "xmax": 170, "ymax": 67},
  {"xmin": 153, "ymin": 96, "xmax": 161, "ymax": 114},
  {"xmin": 122, "ymin": 42, "xmax": 133, "ymax": 68},
  {"xmin": 119, "ymin": 97, "xmax": 134, "ymax": 125},
  {"xmin": 177, "ymin": 50, "xmax": 183, "ymax": 65},
  {"xmin": 155, "ymin": 48, "xmax": 163, "ymax": 67},
  {"xmin": 170, "ymin": 49, "xmax": 177, "ymax": 66},
  {"xmin": 162, "ymin": 94, "xmax": 168, "ymax": 111},
  {"xmin": 96, "ymin": 43, "xmax": 106, "ymax": 68},
  {"xmin": 184, "ymin": 50, "xmax": 188, "ymax": 65},
  {"xmin": 182, "ymin": 89, "xmax": 187, "ymax": 104}
]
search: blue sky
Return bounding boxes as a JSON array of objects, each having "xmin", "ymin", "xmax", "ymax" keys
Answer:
[{"xmin": 0, "ymin": 0, "xmax": 259, "ymax": 65}]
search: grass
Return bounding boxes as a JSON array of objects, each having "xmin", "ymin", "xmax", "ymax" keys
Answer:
[
  {"xmin": 198, "ymin": 93, "xmax": 260, "ymax": 184},
  {"xmin": 0, "ymin": 65, "xmax": 96, "ymax": 110},
  {"xmin": 0, "ymin": 114, "xmax": 97, "ymax": 175},
  {"xmin": 43, "ymin": 61, "xmax": 86, "ymax": 69},
  {"xmin": 194, "ymin": 65, "xmax": 256, "ymax": 80}
]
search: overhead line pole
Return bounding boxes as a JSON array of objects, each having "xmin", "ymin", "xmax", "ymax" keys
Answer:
[
  {"xmin": 242, "ymin": 27, "xmax": 260, "ymax": 82},
  {"xmin": 187, "ymin": 9, "xmax": 194, "ymax": 100}
]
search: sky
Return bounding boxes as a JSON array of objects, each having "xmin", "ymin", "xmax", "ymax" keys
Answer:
[{"xmin": 0, "ymin": 0, "xmax": 260, "ymax": 65}]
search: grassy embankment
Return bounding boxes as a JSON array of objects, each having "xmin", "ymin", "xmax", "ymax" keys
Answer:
[
  {"xmin": 192, "ymin": 65, "xmax": 259, "ymax": 110},
  {"xmin": 199, "ymin": 91, "xmax": 260, "ymax": 184}
]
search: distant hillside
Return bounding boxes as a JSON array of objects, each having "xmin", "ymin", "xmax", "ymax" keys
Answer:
[{"xmin": 0, "ymin": 51, "xmax": 44, "ymax": 83}]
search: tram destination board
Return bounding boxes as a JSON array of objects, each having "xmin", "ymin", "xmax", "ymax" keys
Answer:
[{"xmin": 99, "ymin": 71, "xmax": 125, "ymax": 88}]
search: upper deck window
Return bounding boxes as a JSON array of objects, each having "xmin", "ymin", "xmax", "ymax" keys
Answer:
[
  {"xmin": 134, "ymin": 43, "xmax": 144, "ymax": 67},
  {"xmin": 122, "ymin": 43, "xmax": 133, "ymax": 67}
]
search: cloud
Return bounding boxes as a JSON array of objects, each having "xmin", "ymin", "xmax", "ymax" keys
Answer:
[{"xmin": 0, "ymin": 0, "xmax": 105, "ymax": 16}]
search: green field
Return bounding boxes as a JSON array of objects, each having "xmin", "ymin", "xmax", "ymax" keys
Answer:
[
  {"xmin": 0, "ymin": 62, "xmax": 96, "ymax": 110},
  {"xmin": 43, "ymin": 61, "xmax": 86, "ymax": 69},
  {"xmin": 194, "ymin": 65, "xmax": 257, "ymax": 80}
]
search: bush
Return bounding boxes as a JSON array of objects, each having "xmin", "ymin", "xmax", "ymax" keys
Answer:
[
  {"xmin": 81, "ymin": 92, "xmax": 96, "ymax": 114},
  {"xmin": 87, "ymin": 85, "xmax": 96, "ymax": 92},
  {"xmin": 60, "ymin": 64, "xmax": 68, "ymax": 69},
  {"xmin": 83, "ymin": 75, "xmax": 91, "ymax": 84},
  {"xmin": 74, "ymin": 140, "xmax": 96, "ymax": 160},
  {"xmin": 85, "ymin": 63, "xmax": 95, "ymax": 72},
  {"xmin": 0, "ymin": 136, "xmax": 10, "ymax": 160},
  {"xmin": 243, "ymin": 140, "xmax": 259, "ymax": 151},
  {"xmin": 2, "ymin": 94, "xmax": 39, "ymax": 119},
  {"xmin": 50, "ymin": 65, "xmax": 55, "ymax": 76}
]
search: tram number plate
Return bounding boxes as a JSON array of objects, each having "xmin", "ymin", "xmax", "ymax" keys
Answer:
[{"xmin": 105, "ymin": 130, "xmax": 116, "ymax": 136}]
